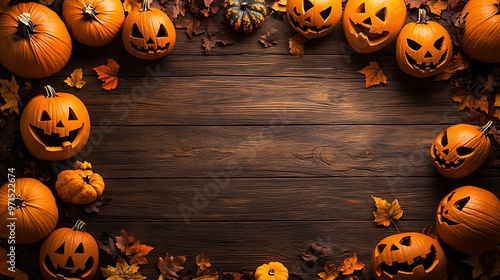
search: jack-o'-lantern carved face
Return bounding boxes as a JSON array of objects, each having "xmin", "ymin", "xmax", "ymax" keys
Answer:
[
  {"xmin": 39, "ymin": 220, "xmax": 99, "ymax": 280},
  {"xmin": 371, "ymin": 232, "xmax": 447, "ymax": 280},
  {"xmin": 286, "ymin": 0, "xmax": 342, "ymax": 39},
  {"xmin": 436, "ymin": 186, "xmax": 500, "ymax": 256},
  {"xmin": 122, "ymin": 0, "xmax": 176, "ymax": 60},
  {"xmin": 20, "ymin": 85, "xmax": 90, "ymax": 161},
  {"xmin": 396, "ymin": 9, "xmax": 453, "ymax": 78},
  {"xmin": 430, "ymin": 121, "xmax": 493, "ymax": 179},
  {"xmin": 343, "ymin": 0, "xmax": 406, "ymax": 53}
]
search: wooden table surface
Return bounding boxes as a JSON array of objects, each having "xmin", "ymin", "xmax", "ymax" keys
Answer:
[{"xmin": 1, "ymin": 5, "xmax": 500, "ymax": 279}]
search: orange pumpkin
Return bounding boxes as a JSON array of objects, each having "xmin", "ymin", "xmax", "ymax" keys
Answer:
[
  {"xmin": 430, "ymin": 121, "xmax": 493, "ymax": 179},
  {"xmin": 62, "ymin": 0, "xmax": 125, "ymax": 47},
  {"xmin": 458, "ymin": 0, "xmax": 500, "ymax": 63},
  {"xmin": 39, "ymin": 220, "xmax": 99, "ymax": 280},
  {"xmin": 343, "ymin": 0, "xmax": 406, "ymax": 53},
  {"xmin": 0, "ymin": 178, "xmax": 59, "ymax": 244},
  {"xmin": 395, "ymin": 9, "xmax": 452, "ymax": 78},
  {"xmin": 286, "ymin": 0, "xmax": 342, "ymax": 39},
  {"xmin": 55, "ymin": 167, "xmax": 105, "ymax": 204},
  {"xmin": 371, "ymin": 232, "xmax": 447, "ymax": 280},
  {"xmin": 20, "ymin": 85, "xmax": 91, "ymax": 162},
  {"xmin": 0, "ymin": 2, "xmax": 72, "ymax": 79},
  {"xmin": 436, "ymin": 186, "xmax": 500, "ymax": 256},
  {"xmin": 255, "ymin": 261, "xmax": 289, "ymax": 280},
  {"xmin": 122, "ymin": 0, "xmax": 176, "ymax": 60}
]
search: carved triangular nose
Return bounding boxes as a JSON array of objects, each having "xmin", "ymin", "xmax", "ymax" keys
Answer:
[
  {"xmin": 442, "ymin": 149, "xmax": 449, "ymax": 155},
  {"xmin": 56, "ymin": 120, "xmax": 64, "ymax": 128},
  {"xmin": 147, "ymin": 38, "xmax": 154, "ymax": 44},
  {"xmin": 424, "ymin": 51, "xmax": 432, "ymax": 58}
]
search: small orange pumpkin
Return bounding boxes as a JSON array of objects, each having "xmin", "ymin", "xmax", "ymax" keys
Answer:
[
  {"xmin": 371, "ymin": 232, "xmax": 447, "ymax": 280},
  {"xmin": 0, "ymin": 2, "xmax": 72, "ymax": 79},
  {"xmin": 286, "ymin": 0, "xmax": 342, "ymax": 39},
  {"xmin": 62, "ymin": 0, "xmax": 125, "ymax": 47},
  {"xmin": 255, "ymin": 261, "xmax": 289, "ymax": 280},
  {"xmin": 39, "ymin": 220, "xmax": 99, "ymax": 280},
  {"xmin": 436, "ymin": 186, "xmax": 500, "ymax": 256},
  {"xmin": 55, "ymin": 161, "xmax": 105, "ymax": 204},
  {"xmin": 20, "ymin": 85, "xmax": 91, "ymax": 162},
  {"xmin": 0, "ymin": 178, "xmax": 59, "ymax": 244},
  {"xmin": 430, "ymin": 121, "xmax": 493, "ymax": 179},
  {"xmin": 395, "ymin": 9, "xmax": 452, "ymax": 78}
]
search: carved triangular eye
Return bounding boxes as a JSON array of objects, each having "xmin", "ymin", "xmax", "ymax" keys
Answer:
[
  {"xmin": 390, "ymin": 244, "xmax": 399, "ymax": 251},
  {"xmin": 356, "ymin": 2, "xmax": 365, "ymax": 13},
  {"xmin": 440, "ymin": 130, "xmax": 448, "ymax": 147},
  {"xmin": 75, "ymin": 242, "xmax": 85, "ymax": 253},
  {"xmin": 407, "ymin": 38, "xmax": 422, "ymax": 51},
  {"xmin": 455, "ymin": 196, "xmax": 470, "ymax": 211},
  {"xmin": 377, "ymin": 244, "xmax": 387, "ymax": 254},
  {"xmin": 400, "ymin": 236, "xmax": 411, "ymax": 246},
  {"xmin": 157, "ymin": 24, "xmax": 167, "ymax": 37},
  {"xmin": 320, "ymin": 6, "xmax": 331, "ymax": 21},
  {"xmin": 55, "ymin": 243, "xmax": 65, "ymax": 254},
  {"xmin": 457, "ymin": 147, "xmax": 474, "ymax": 156},
  {"xmin": 41, "ymin": 110, "xmax": 51, "ymax": 121},
  {"xmin": 375, "ymin": 7, "xmax": 386, "ymax": 21},
  {"xmin": 303, "ymin": 0, "xmax": 314, "ymax": 12},
  {"xmin": 68, "ymin": 107, "xmax": 78, "ymax": 120},
  {"xmin": 447, "ymin": 191, "xmax": 455, "ymax": 202},
  {"xmin": 132, "ymin": 24, "xmax": 143, "ymax": 38},
  {"xmin": 434, "ymin": 36, "xmax": 444, "ymax": 50}
]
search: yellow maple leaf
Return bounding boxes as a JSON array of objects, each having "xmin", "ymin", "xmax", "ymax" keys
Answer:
[
  {"xmin": 196, "ymin": 253, "xmax": 212, "ymax": 272},
  {"xmin": 123, "ymin": 0, "xmax": 141, "ymax": 13},
  {"xmin": 101, "ymin": 257, "xmax": 146, "ymax": 280},
  {"xmin": 73, "ymin": 160, "xmax": 93, "ymax": 170},
  {"xmin": 372, "ymin": 196, "xmax": 403, "ymax": 227},
  {"xmin": 0, "ymin": 74, "xmax": 21, "ymax": 115},
  {"xmin": 64, "ymin": 68, "xmax": 86, "ymax": 89},
  {"xmin": 289, "ymin": 34, "xmax": 306, "ymax": 56},
  {"xmin": 338, "ymin": 252, "xmax": 365, "ymax": 275},
  {"xmin": 464, "ymin": 246, "xmax": 500, "ymax": 280},
  {"xmin": 318, "ymin": 263, "xmax": 339, "ymax": 280},
  {"xmin": 358, "ymin": 61, "xmax": 387, "ymax": 88},
  {"xmin": 427, "ymin": 0, "xmax": 447, "ymax": 16},
  {"xmin": 270, "ymin": 0, "xmax": 287, "ymax": 13}
]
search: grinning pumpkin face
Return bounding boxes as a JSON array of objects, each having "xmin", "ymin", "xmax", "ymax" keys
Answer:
[
  {"xmin": 122, "ymin": 0, "xmax": 176, "ymax": 60},
  {"xmin": 436, "ymin": 186, "xmax": 500, "ymax": 256},
  {"xmin": 371, "ymin": 232, "xmax": 447, "ymax": 280},
  {"xmin": 343, "ymin": 0, "xmax": 406, "ymax": 53},
  {"xmin": 39, "ymin": 220, "xmax": 99, "ymax": 280},
  {"xmin": 396, "ymin": 9, "xmax": 452, "ymax": 78},
  {"xmin": 20, "ymin": 85, "xmax": 90, "ymax": 162},
  {"xmin": 430, "ymin": 121, "xmax": 492, "ymax": 179},
  {"xmin": 286, "ymin": 0, "xmax": 342, "ymax": 39}
]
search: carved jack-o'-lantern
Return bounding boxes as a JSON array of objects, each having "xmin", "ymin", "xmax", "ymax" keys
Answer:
[
  {"xmin": 286, "ymin": 0, "xmax": 342, "ymax": 39},
  {"xmin": 430, "ymin": 121, "xmax": 493, "ymax": 179},
  {"xmin": 20, "ymin": 85, "xmax": 91, "ymax": 162},
  {"xmin": 122, "ymin": 0, "xmax": 176, "ymax": 60},
  {"xmin": 39, "ymin": 220, "xmax": 99, "ymax": 280},
  {"xmin": 371, "ymin": 232, "xmax": 447, "ymax": 280},
  {"xmin": 343, "ymin": 0, "xmax": 406, "ymax": 53},
  {"xmin": 395, "ymin": 9, "xmax": 452, "ymax": 78},
  {"xmin": 436, "ymin": 186, "xmax": 500, "ymax": 256}
]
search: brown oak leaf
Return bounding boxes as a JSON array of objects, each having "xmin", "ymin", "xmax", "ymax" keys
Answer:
[
  {"xmin": 259, "ymin": 28, "xmax": 279, "ymax": 47},
  {"xmin": 98, "ymin": 235, "xmax": 120, "ymax": 259},
  {"xmin": 358, "ymin": 61, "xmax": 387, "ymax": 88},
  {"xmin": 464, "ymin": 246, "xmax": 500, "ymax": 280},
  {"xmin": 93, "ymin": 58, "xmax": 120, "ymax": 90},
  {"xmin": 318, "ymin": 263, "xmax": 339, "ymax": 280},
  {"xmin": 372, "ymin": 196, "xmax": 403, "ymax": 227},
  {"xmin": 101, "ymin": 256, "xmax": 146, "ymax": 280},
  {"xmin": 434, "ymin": 52, "xmax": 468, "ymax": 81},
  {"xmin": 115, "ymin": 229, "xmax": 135, "ymax": 254},
  {"xmin": 158, "ymin": 253, "xmax": 187, "ymax": 279},
  {"xmin": 427, "ymin": 0, "xmax": 447, "ymax": 16},
  {"xmin": 289, "ymin": 34, "xmax": 306, "ymax": 56},
  {"xmin": 126, "ymin": 240, "xmax": 154, "ymax": 265},
  {"xmin": 339, "ymin": 253, "xmax": 365, "ymax": 275}
]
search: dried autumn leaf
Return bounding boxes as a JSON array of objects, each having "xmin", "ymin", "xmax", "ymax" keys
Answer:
[
  {"xmin": 39, "ymin": 0, "xmax": 56, "ymax": 5},
  {"xmin": 483, "ymin": 67, "xmax": 500, "ymax": 94},
  {"xmin": 427, "ymin": 0, "xmax": 447, "ymax": 16},
  {"xmin": 289, "ymin": 34, "xmax": 306, "ymax": 56},
  {"xmin": 310, "ymin": 242, "xmax": 333, "ymax": 258},
  {"xmin": 433, "ymin": 52, "xmax": 468, "ymax": 81},
  {"xmin": 338, "ymin": 252, "xmax": 365, "ymax": 275},
  {"xmin": 99, "ymin": 235, "xmax": 120, "ymax": 259},
  {"xmin": 194, "ymin": 272, "xmax": 219, "ymax": 280},
  {"xmin": 421, "ymin": 224, "xmax": 439, "ymax": 239},
  {"xmin": 259, "ymin": 28, "xmax": 279, "ymax": 47},
  {"xmin": 372, "ymin": 196, "xmax": 403, "ymax": 227},
  {"xmin": 126, "ymin": 240, "xmax": 154, "ymax": 265},
  {"xmin": 93, "ymin": 58, "xmax": 120, "ymax": 90},
  {"xmin": 270, "ymin": 0, "xmax": 287, "ymax": 13},
  {"xmin": 318, "ymin": 263, "xmax": 339, "ymax": 280},
  {"xmin": 73, "ymin": 160, "xmax": 93, "ymax": 170},
  {"xmin": 101, "ymin": 256, "xmax": 146, "ymax": 280},
  {"xmin": 115, "ymin": 229, "xmax": 135, "ymax": 254},
  {"xmin": 123, "ymin": 0, "xmax": 141, "ymax": 13},
  {"xmin": 358, "ymin": 61, "xmax": 387, "ymax": 88},
  {"xmin": 495, "ymin": 94, "xmax": 500, "ymax": 107},
  {"xmin": 64, "ymin": 68, "xmax": 86, "ymax": 89},
  {"xmin": 196, "ymin": 253, "xmax": 212, "ymax": 273},
  {"xmin": 0, "ymin": 74, "xmax": 21, "ymax": 115},
  {"xmin": 158, "ymin": 253, "xmax": 187, "ymax": 279},
  {"xmin": 464, "ymin": 246, "xmax": 500, "ymax": 280},
  {"xmin": 176, "ymin": 17, "xmax": 202, "ymax": 40},
  {"xmin": 0, "ymin": 247, "xmax": 29, "ymax": 280},
  {"xmin": 405, "ymin": 0, "xmax": 427, "ymax": 9}
]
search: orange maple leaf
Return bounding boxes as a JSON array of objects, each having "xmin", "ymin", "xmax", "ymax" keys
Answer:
[
  {"xmin": 93, "ymin": 58, "xmax": 120, "ymax": 90},
  {"xmin": 372, "ymin": 196, "xmax": 403, "ymax": 227},
  {"xmin": 427, "ymin": 0, "xmax": 447, "ymax": 16},
  {"xmin": 358, "ymin": 61, "xmax": 387, "ymax": 88},
  {"xmin": 126, "ymin": 240, "xmax": 154, "ymax": 265},
  {"xmin": 289, "ymin": 34, "xmax": 306, "ymax": 56},
  {"xmin": 158, "ymin": 253, "xmax": 187, "ymax": 279},
  {"xmin": 318, "ymin": 263, "xmax": 339, "ymax": 280},
  {"xmin": 338, "ymin": 252, "xmax": 365, "ymax": 275}
]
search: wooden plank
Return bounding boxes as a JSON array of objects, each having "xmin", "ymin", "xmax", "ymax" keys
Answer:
[{"xmin": 53, "ymin": 124, "xmax": 498, "ymax": 178}]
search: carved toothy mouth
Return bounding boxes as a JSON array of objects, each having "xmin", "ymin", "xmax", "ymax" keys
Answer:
[
  {"xmin": 43, "ymin": 255, "xmax": 94, "ymax": 278},
  {"xmin": 431, "ymin": 145, "xmax": 465, "ymax": 169},
  {"xmin": 405, "ymin": 51, "xmax": 448, "ymax": 71},
  {"xmin": 29, "ymin": 124, "xmax": 83, "ymax": 149},
  {"xmin": 289, "ymin": 7, "xmax": 331, "ymax": 34},
  {"xmin": 131, "ymin": 42, "xmax": 171, "ymax": 54},
  {"xmin": 376, "ymin": 245, "xmax": 440, "ymax": 277},
  {"xmin": 348, "ymin": 18, "xmax": 390, "ymax": 43}
]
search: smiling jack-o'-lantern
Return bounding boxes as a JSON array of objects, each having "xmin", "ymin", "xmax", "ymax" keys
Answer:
[
  {"xmin": 343, "ymin": 0, "xmax": 406, "ymax": 53},
  {"xmin": 430, "ymin": 121, "xmax": 493, "ymax": 179},
  {"xmin": 286, "ymin": 0, "xmax": 342, "ymax": 39},
  {"xmin": 396, "ymin": 9, "xmax": 452, "ymax": 78},
  {"xmin": 20, "ymin": 85, "xmax": 91, "ymax": 162},
  {"xmin": 39, "ymin": 220, "xmax": 99, "ymax": 280},
  {"xmin": 436, "ymin": 186, "xmax": 500, "ymax": 256},
  {"xmin": 371, "ymin": 232, "xmax": 447, "ymax": 280},
  {"xmin": 122, "ymin": 0, "xmax": 176, "ymax": 60}
]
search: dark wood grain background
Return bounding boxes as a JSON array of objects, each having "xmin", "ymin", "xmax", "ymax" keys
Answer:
[{"xmin": 1, "ymin": 9, "xmax": 499, "ymax": 280}]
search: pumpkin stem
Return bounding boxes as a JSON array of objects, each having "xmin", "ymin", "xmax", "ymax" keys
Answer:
[
  {"xmin": 17, "ymin": 13, "xmax": 35, "ymax": 39},
  {"xmin": 480, "ymin": 120, "xmax": 494, "ymax": 134},
  {"xmin": 83, "ymin": 175, "xmax": 92, "ymax": 184},
  {"xmin": 268, "ymin": 268, "xmax": 275, "ymax": 276},
  {"xmin": 11, "ymin": 195, "xmax": 26, "ymax": 208},
  {"xmin": 240, "ymin": 2, "xmax": 249, "ymax": 10},
  {"xmin": 82, "ymin": 4, "xmax": 99, "ymax": 22},
  {"xmin": 73, "ymin": 220, "xmax": 87, "ymax": 231},
  {"xmin": 140, "ymin": 0, "xmax": 152, "ymax": 11},
  {"xmin": 44, "ymin": 85, "xmax": 58, "ymax": 98},
  {"xmin": 416, "ymin": 8, "xmax": 428, "ymax": 24}
]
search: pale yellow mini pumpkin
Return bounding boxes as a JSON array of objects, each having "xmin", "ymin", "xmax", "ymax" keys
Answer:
[{"xmin": 255, "ymin": 261, "xmax": 288, "ymax": 280}]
